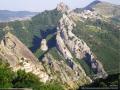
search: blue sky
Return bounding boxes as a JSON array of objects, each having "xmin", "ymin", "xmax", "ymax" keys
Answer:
[{"xmin": 0, "ymin": 0, "xmax": 120, "ymax": 12}]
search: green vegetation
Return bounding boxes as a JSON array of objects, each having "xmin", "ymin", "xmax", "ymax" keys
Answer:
[
  {"xmin": 0, "ymin": 60, "xmax": 14, "ymax": 88},
  {"xmin": 0, "ymin": 11, "xmax": 119, "ymax": 76},
  {"xmin": 78, "ymin": 74, "xmax": 119, "ymax": 89},
  {"xmin": 0, "ymin": 29, "xmax": 5, "ymax": 41},
  {"xmin": 0, "ymin": 7, "xmax": 119, "ymax": 87},
  {"xmin": 79, "ymin": 59, "xmax": 94, "ymax": 77},
  {"xmin": 48, "ymin": 47, "xmax": 64, "ymax": 61},
  {"xmin": 73, "ymin": 19, "xmax": 119, "ymax": 75},
  {"xmin": 0, "ymin": 9, "xmax": 62, "ymax": 48},
  {"xmin": 0, "ymin": 59, "xmax": 64, "ymax": 90}
]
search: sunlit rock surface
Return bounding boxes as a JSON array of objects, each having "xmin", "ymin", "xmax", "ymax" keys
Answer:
[
  {"xmin": 40, "ymin": 39, "xmax": 48, "ymax": 51},
  {"xmin": 56, "ymin": 7, "xmax": 107, "ymax": 80},
  {"xmin": 0, "ymin": 32, "xmax": 50, "ymax": 83}
]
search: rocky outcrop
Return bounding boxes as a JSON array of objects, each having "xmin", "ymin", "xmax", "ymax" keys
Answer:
[
  {"xmin": 57, "ymin": 14, "xmax": 90, "ymax": 58},
  {"xmin": 56, "ymin": 2, "xmax": 70, "ymax": 13},
  {"xmin": 56, "ymin": 7, "xmax": 107, "ymax": 79},
  {"xmin": 53, "ymin": 10, "xmax": 92, "ymax": 89},
  {"xmin": 56, "ymin": 32, "xmax": 73, "ymax": 60},
  {"xmin": 0, "ymin": 32, "xmax": 50, "ymax": 83},
  {"xmin": 40, "ymin": 39, "xmax": 48, "ymax": 51},
  {"xmin": 42, "ymin": 53, "xmax": 91, "ymax": 89}
]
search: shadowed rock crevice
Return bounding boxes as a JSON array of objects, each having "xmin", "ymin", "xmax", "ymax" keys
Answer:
[
  {"xmin": 30, "ymin": 27, "xmax": 56, "ymax": 53},
  {"xmin": 30, "ymin": 35, "xmax": 41, "ymax": 53}
]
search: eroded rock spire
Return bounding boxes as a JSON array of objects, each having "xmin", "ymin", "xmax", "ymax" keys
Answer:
[
  {"xmin": 56, "ymin": 9, "xmax": 108, "ymax": 79},
  {"xmin": 56, "ymin": 2, "xmax": 70, "ymax": 13},
  {"xmin": 40, "ymin": 39, "xmax": 48, "ymax": 51}
]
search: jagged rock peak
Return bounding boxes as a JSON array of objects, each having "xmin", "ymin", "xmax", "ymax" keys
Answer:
[{"xmin": 56, "ymin": 2, "xmax": 70, "ymax": 13}]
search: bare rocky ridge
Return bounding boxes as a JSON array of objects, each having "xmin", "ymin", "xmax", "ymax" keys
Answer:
[
  {"xmin": 0, "ymin": 32, "xmax": 49, "ymax": 83},
  {"xmin": 56, "ymin": 3, "xmax": 108, "ymax": 79}
]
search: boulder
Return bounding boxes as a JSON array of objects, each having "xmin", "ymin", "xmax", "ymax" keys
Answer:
[
  {"xmin": 40, "ymin": 39, "xmax": 48, "ymax": 51},
  {"xmin": 56, "ymin": 2, "xmax": 70, "ymax": 13}
]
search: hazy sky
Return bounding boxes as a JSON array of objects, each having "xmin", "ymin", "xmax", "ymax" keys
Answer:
[{"xmin": 0, "ymin": 0, "xmax": 120, "ymax": 12}]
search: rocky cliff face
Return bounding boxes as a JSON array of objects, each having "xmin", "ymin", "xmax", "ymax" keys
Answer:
[
  {"xmin": 0, "ymin": 32, "xmax": 91, "ymax": 89},
  {"xmin": 56, "ymin": 3, "xmax": 108, "ymax": 79},
  {"xmin": 41, "ymin": 53, "xmax": 91, "ymax": 89},
  {"xmin": 0, "ymin": 32, "xmax": 49, "ymax": 83},
  {"xmin": 0, "ymin": 2, "xmax": 110, "ymax": 90}
]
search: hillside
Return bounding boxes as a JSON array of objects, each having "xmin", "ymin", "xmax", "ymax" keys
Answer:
[
  {"xmin": 0, "ymin": 10, "xmax": 38, "ymax": 22},
  {"xmin": 0, "ymin": 1, "xmax": 119, "ymax": 90},
  {"xmin": 84, "ymin": 0, "xmax": 120, "ymax": 18}
]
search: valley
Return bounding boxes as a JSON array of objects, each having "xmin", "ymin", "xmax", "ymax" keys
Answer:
[{"xmin": 0, "ymin": 0, "xmax": 119, "ymax": 90}]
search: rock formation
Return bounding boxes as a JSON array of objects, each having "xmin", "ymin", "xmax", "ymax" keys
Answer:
[
  {"xmin": 56, "ymin": 2, "xmax": 70, "ymax": 13},
  {"xmin": 0, "ymin": 32, "xmax": 50, "ymax": 83},
  {"xmin": 0, "ymin": 2, "xmax": 110, "ymax": 90},
  {"xmin": 40, "ymin": 39, "xmax": 48, "ymax": 51},
  {"xmin": 56, "ymin": 5, "xmax": 108, "ymax": 79},
  {"xmin": 42, "ymin": 53, "xmax": 91, "ymax": 89}
]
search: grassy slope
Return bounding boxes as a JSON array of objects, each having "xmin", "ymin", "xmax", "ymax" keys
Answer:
[{"xmin": 73, "ymin": 19, "xmax": 120, "ymax": 75}]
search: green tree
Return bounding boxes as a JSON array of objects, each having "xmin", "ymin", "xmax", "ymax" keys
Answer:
[
  {"xmin": 0, "ymin": 60, "xmax": 14, "ymax": 88},
  {"xmin": 12, "ymin": 70, "xmax": 44, "ymax": 90}
]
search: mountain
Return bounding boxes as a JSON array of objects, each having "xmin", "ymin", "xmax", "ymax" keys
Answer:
[
  {"xmin": 0, "ymin": 10, "xmax": 38, "ymax": 22},
  {"xmin": 0, "ymin": 32, "xmax": 49, "ymax": 82},
  {"xmin": 84, "ymin": 0, "xmax": 120, "ymax": 18},
  {"xmin": 0, "ymin": 1, "xmax": 119, "ymax": 90}
]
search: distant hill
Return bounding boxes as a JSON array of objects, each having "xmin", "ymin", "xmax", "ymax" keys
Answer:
[
  {"xmin": 84, "ymin": 0, "xmax": 120, "ymax": 18},
  {"xmin": 0, "ymin": 10, "xmax": 39, "ymax": 22}
]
